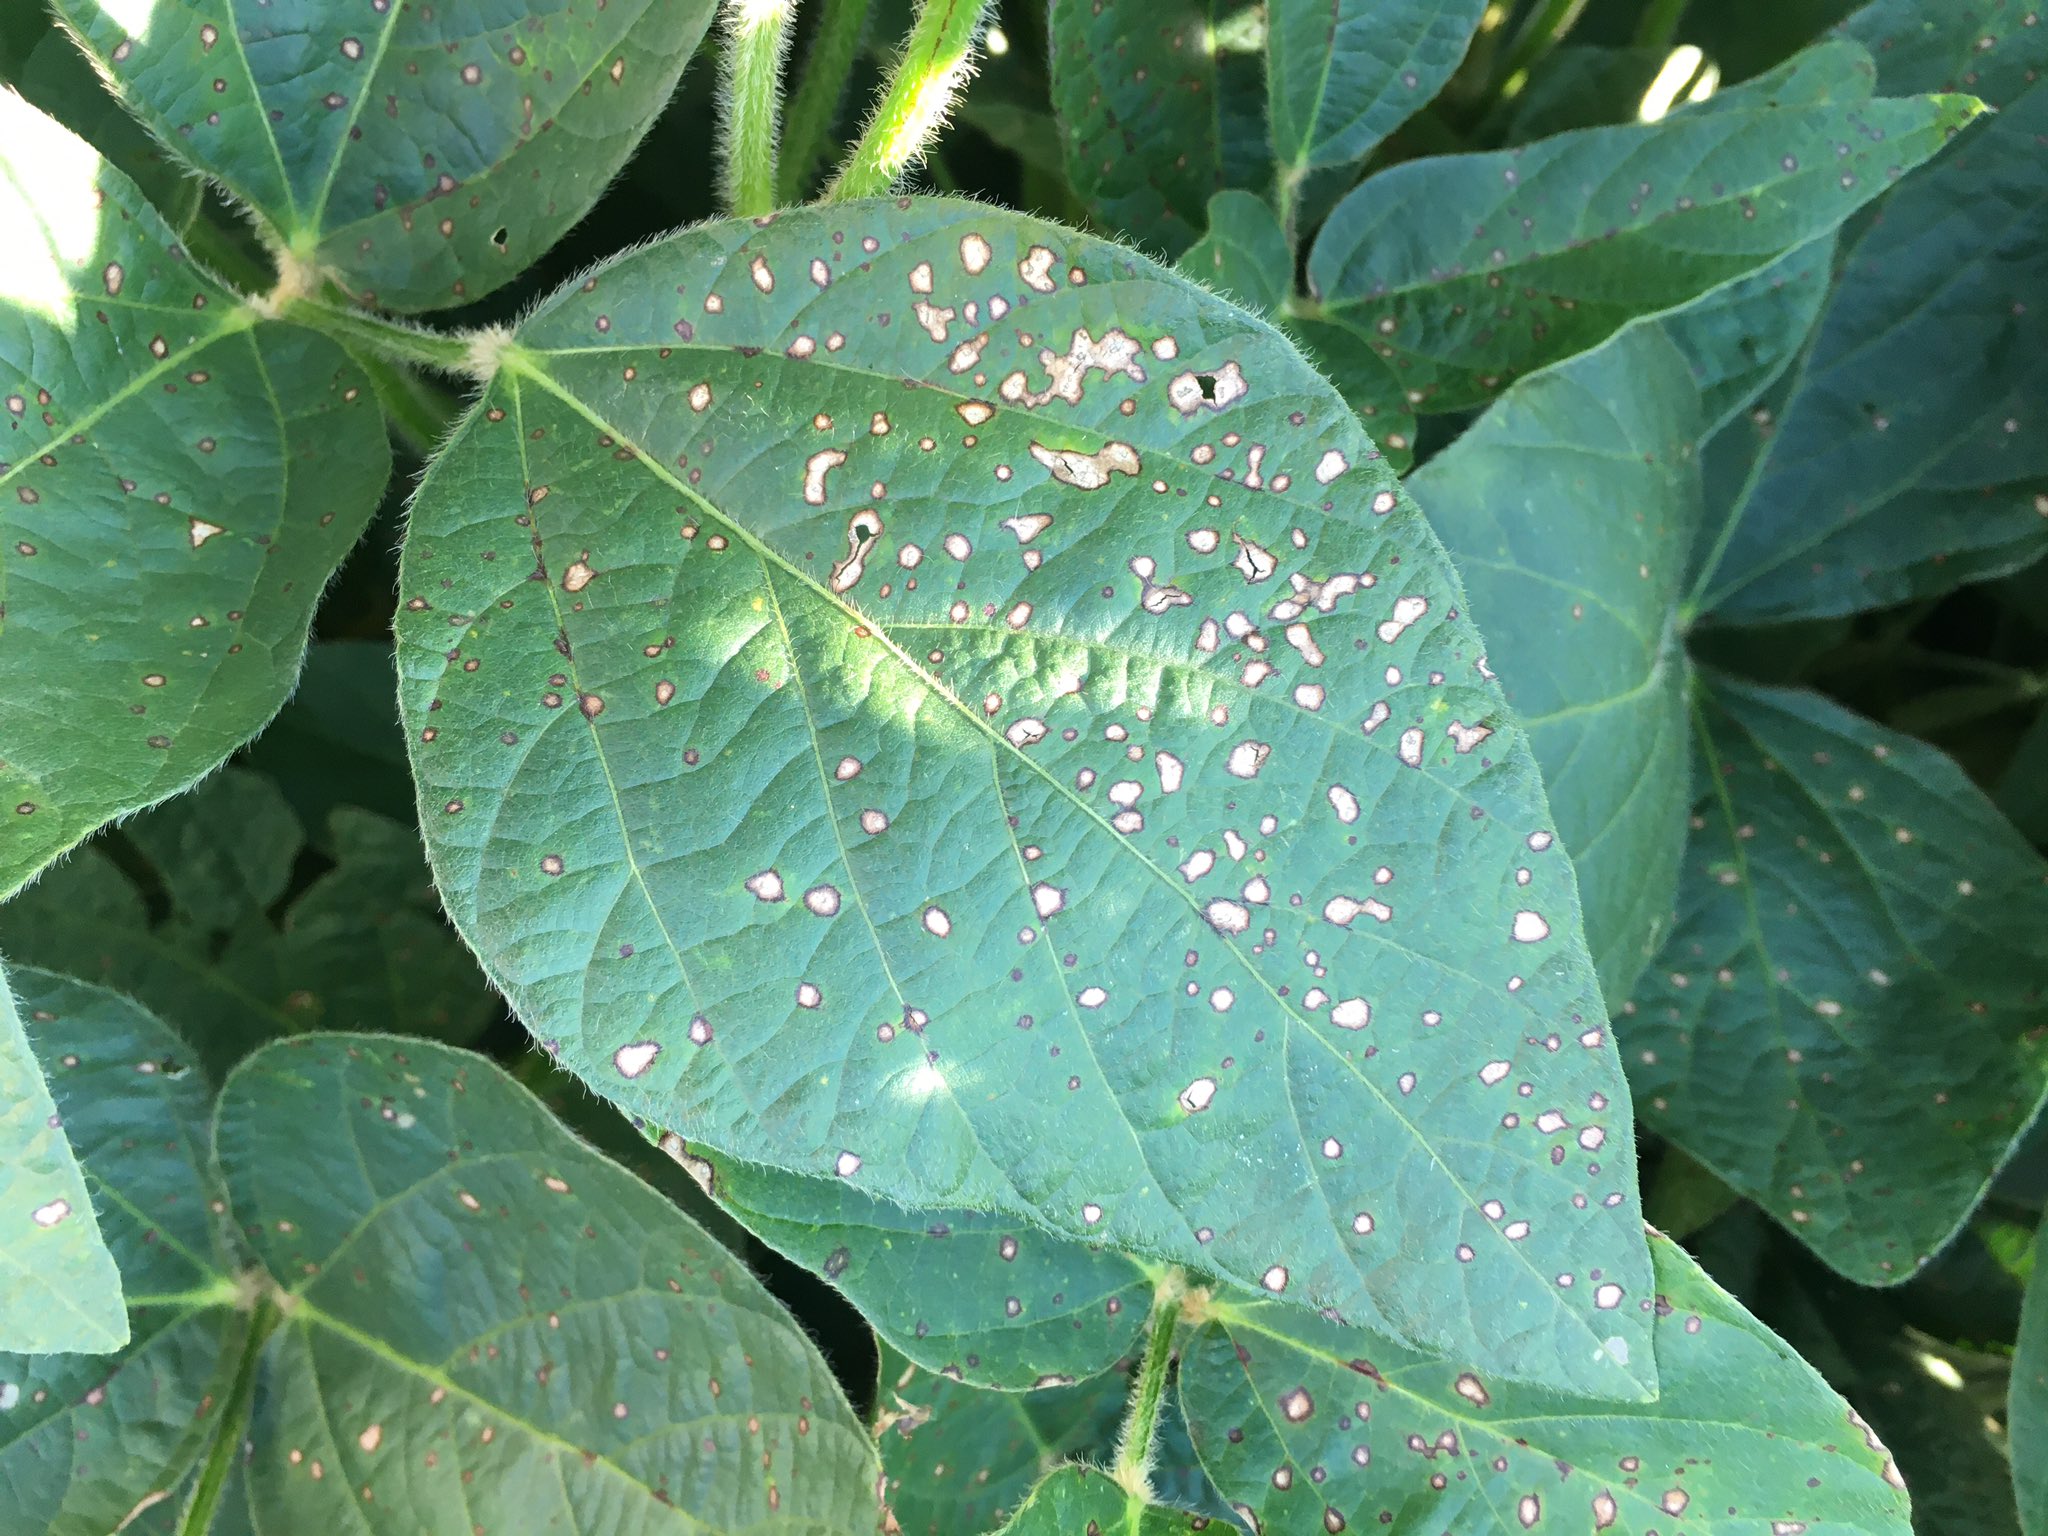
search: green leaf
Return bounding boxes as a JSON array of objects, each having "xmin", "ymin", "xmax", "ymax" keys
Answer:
[
  {"xmin": 1844, "ymin": 0, "xmax": 2043, "ymax": 103},
  {"xmin": 1661, "ymin": 237, "xmax": 1835, "ymax": 436},
  {"xmin": 1625, "ymin": 676, "xmax": 2048, "ymax": 1284},
  {"xmin": 398, "ymin": 196, "xmax": 1656, "ymax": 1397},
  {"xmin": 1179, "ymin": 191, "xmax": 1289, "ymax": 317},
  {"xmin": 706, "ymin": 1148, "xmax": 1152, "ymax": 1388},
  {"xmin": 0, "ymin": 768, "xmax": 499, "ymax": 1077},
  {"xmin": 993, "ymin": 1463, "xmax": 1209, "ymax": 1533},
  {"xmin": 1267, "ymin": 0, "xmax": 1485, "ymax": 175},
  {"xmin": 240, "ymin": 639, "xmax": 416, "ymax": 842},
  {"xmin": 1409, "ymin": 320, "xmax": 1701, "ymax": 1005},
  {"xmin": 876, "ymin": 1343, "xmax": 1132, "ymax": 1535},
  {"xmin": 2018, "ymin": 1224, "xmax": 2048, "ymax": 1535},
  {"xmin": 1180, "ymin": 1232, "xmax": 1916, "ymax": 1536},
  {"xmin": 0, "ymin": 961, "xmax": 125, "ymax": 1354},
  {"xmin": 0, "ymin": 968, "xmax": 248, "ymax": 1535},
  {"xmin": 1048, "ymin": 0, "xmax": 1262, "ymax": 256},
  {"xmin": 1299, "ymin": 40, "xmax": 1977, "ymax": 418},
  {"xmin": 1691, "ymin": 75, "xmax": 2048, "ymax": 622},
  {"xmin": 49, "ymin": 0, "xmax": 717, "ymax": 312},
  {"xmin": 0, "ymin": 93, "xmax": 388, "ymax": 901}
]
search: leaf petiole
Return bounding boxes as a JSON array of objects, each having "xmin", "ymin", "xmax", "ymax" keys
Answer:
[
  {"xmin": 1111, "ymin": 1279, "xmax": 1184, "ymax": 1500},
  {"xmin": 722, "ymin": 0, "xmax": 800, "ymax": 215},
  {"xmin": 823, "ymin": 0, "xmax": 995, "ymax": 200}
]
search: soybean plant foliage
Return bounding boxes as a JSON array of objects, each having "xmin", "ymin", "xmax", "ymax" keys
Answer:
[{"xmin": 1, "ymin": 0, "xmax": 2044, "ymax": 1532}]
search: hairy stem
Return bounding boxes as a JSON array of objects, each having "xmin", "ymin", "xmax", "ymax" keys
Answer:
[
  {"xmin": 721, "ymin": 0, "xmax": 799, "ymax": 216},
  {"xmin": 1496, "ymin": 0, "xmax": 1587, "ymax": 89},
  {"xmin": 822, "ymin": 0, "xmax": 994, "ymax": 201},
  {"xmin": 279, "ymin": 297, "xmax": 478, "ymax": 375},
  {"xmin": 1112, "ymin": 1285, "xmax": 1183, "ymax": 1498},
  {"xmin": 777, "ymin": 0, "xmax": 876, "ymax": 203},
  {"xmin": 177, "ymin": 1297, "xmax": 282, "ymax": 1536}
]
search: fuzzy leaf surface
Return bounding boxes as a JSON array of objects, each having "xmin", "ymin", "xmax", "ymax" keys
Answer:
[{"xmin": 398, "ymin": 197, "xmax": 1655, "ymax": 1397}]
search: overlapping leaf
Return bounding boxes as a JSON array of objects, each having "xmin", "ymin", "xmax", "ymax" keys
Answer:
[
  {"xmin": 1624, "ymin": 678, "xmax": 2048, "ymax": 1284},
  {"xmin": 241, "ymin": 639, "xmax": 416, "ymax": 840},
  {"xmin": 0, "ymin": 767, "xmax": 498, "ymax": 1077},
  {"xmin": 2018, "ymin": 1225, "xmax": 2047, "ymax": 1534},
  {"xmin": 50, "ymin": 0, "xmax": 717, "ymax": 311},
  {"xmin": 1180, "ymin": 1232, "xmax": 1915, "ymax": 1536},
  {"xmin": 994, "ymin": 1464, "xmax": 1208, "ymax": 1533},
  {"xmin": 398, "ymin": 196, "xmax": 1657, "ymax": 1396},
  {"xmin": 0, "ymin": 962, "xmax": 124, "ymax": 1353},
  {"xmin": 1180, "ymin": 191, "xmax": 1289, "ymax": 317},
  {"xmin": 0, "ymin": 93, "xmax": 387, "ymax": 900},
  {"xmin": 1296, "ymin": 41, "xmax": 1975, "ymax": 419},
  {"xmin": 1267, "ymin": 0, "xmax": 1485, "ymax": 177}
]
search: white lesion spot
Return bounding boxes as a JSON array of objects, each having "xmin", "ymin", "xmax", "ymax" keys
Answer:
[
  {"xmin": 1030, "ymin": 440, "xmax": 1140, "ymax": 490},
  {"xmin": 810, "ymin": 258, "xmax": 831, "ymax": 287},
  {"xmin": 912, "ymin": 300, "xmax": 955, "ymax": 342},
  {"xmin": 1204, "ymin": 899, "xmax": 1250, "ymax": 934},
  {"xmin": 689, "ymin": 381, "xmax": 713, "ymax": 412},
  {"xmin": 1397, "ymin": 727, "xmax": 1425, "ymax": 767},
  {"xmin": 614, "ymin": 1041, "xmax": 660, "ymax": 1078},
  {"xmin": 1518, "ymin": 1495, "xmax": 1541, "ymax": 1529},
  {"xmin": 750, "ymin": 254, "xmax": 774, "ymax": 292},
  {"xmin": 1005, "ymin": 717, "xmax": 1047, "ymax": 748},
  {"xmin": 746, "ymin": 870, "xmax": 787, "ymax": 902},
  {"xmin": 960, "ymin": 233, "xmax": 992, "ymax": 274},
  {"xmin": 1180, "ymin": 849, "xmax": 1216, "ymax": 882},
  {"xmin": 1479, "ymin": 1060, "xmax": 1511, "ymax": 1086},
  {"xmin": 1231, "ymin": 534, "xmax": 1277, "ymax": 585},
  {"xmin": 830, "ymin": 508, "xmax": 883, "ymax": 594},
  {"xmin": 1593, "ymin": 1282, "xmax": 1623, "ymax": 1309},
  {"xmin": 1155, "ymin": 752, "xmax": 1185, "ymax": 793},
  {"xmin": 688, "ymin": 1016, "xmax": 713, "ymax": 1046},
  {"xmin": 804, "ymin": 448, "xmax": 847, "ymax": 505},
  {"xmin": 1167, "ymin": 362, "xmax": 1249, "ymax": 415},
  {"xmin": 1226, "ymin": 740, "xmax": 1270, "ymax": 779},
  {"xmin": 1376, "ymin": 595, "xmax": 1429, "ymax": 644},
  {"xmin": 1031, "ymin": 883, "xmax": 1065, "ymax": 918},
  {"xmin": 797, "ymin": 982, "xmax": 824, "ymax": 1009},
  {"xmin": 908, "ymin": 261, "xmax": 934, "ymax": 295},
  {"xmin": 1179, "ymin": 1077, "xmax": 1217, "ymax": 1113},
  {"xmin": 804, "ymin": 885, "xmax": 842, "ymax": 917},
  {"xmin": 1453, "ymin": 1373, "xmax": 1489, "ymax": 1407},
  {"xmin": 1001, "ymin": 511, "xmax": 1053, "ymax": 543},
  {"xmin": 1001, "ymin": 328, "xmax": 1147, "ymax": 408},
  {"xmin": 1330, "ymin": 998, "xmax": 1371, "ymax": 1029},
  {"xmin": 956, "ymin": 400, "xmax": 995, "ymax": 426},
  {"xmin": 835, "ymin": 756, "xmax": 863, "ymax": 780},
  {"xmin": 1511, "ymin": 911, "xmax": 1551, "ymax": 943},
  {"xmin": 1447, "ymin": 720, "xmax": 1492, "ymax": 753},
  {"xmin": 1077, "ymin": 985, "xmax": 1108, "ymax": 1008},
  {"xmin": 1327, "ymin": 785, "xmax": 1360, "ymax": 823},
  {"xmin": 1018, "ymin": 245, "xmax": 1058, "ymax": 292},
  {"xmin": 1314, "ymin": 449, "xmax": 1349, "ymax": 484},
  {"xmin": 188, "ymin": 518, "xmax": 226, "ymax": 548},
  {"xmin": 923, "ymin": 906, "xmax": 953, "ymax": 937},
  {"xmin": 1261, "ymin": 1266, "xmax": 1289, "ymax": 1294},
  {"xmin": 30, "ymin": 1198, "xmax": 71, "ymax": 1227},
  {"xmin": 835, "ymin": 1150, "xmax": 862, "ymax": 1177}
]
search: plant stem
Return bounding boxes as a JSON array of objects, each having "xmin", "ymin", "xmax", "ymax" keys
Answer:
[
  {"xmin": 721, "ymin": 0, "xmax": 799, "ymax": 216},
  {"xmin": 1495, "ymin": 0, "xmax": 1587, "ymax": 90},
  {"xmin": 777, "ymin": 0, "xmax": 875, "ymax": 203},
  {"xmin": 823, "ymin": 0, "xmax": 995, "ymax": 201},
  {"xmin": 279, "ymin": 297, "xmax": 478, "ymax": 376},
  {"xmin": 1112, "ymin": 1288, "xmax": 1182, "ymax": 1496},
  {"xmin": 177, "ymin": 1296, "xmax": 283, "ymax": 1536},
  {"xmin": 1634, "ymin": 0, "xmax": 1691, "ymax": 51}
]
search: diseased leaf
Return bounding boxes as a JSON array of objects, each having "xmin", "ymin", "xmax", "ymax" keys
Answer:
[
  {"xmin": 1180, "ymin": 1232, "xmax": 1916, "ymax": 1536},
  {"xmin": 1048, "ymin": 0, "xmax": 1263, "ymax": 256},
  {"xmin": 0, "ymin": 961, "xmax": 125, "ymax": 1354},
  {"xmin": 1625, "ymin": 677, "xmax": 2048, "ymax": 1284},
  {"xmin": 1266, "ymin": 0, "xmax": 1485, "ymax": 175},
  {"xmin": 0, "ymin": 768, "xmax": 498, "ymax": 1077},
  {"xmin": 1409, "ymin": 321, "xmax": 1701, "ymax": 1006},
  {"xmin": 1692, "ymin": 74, "xmax": 2048, "ymax": 621},
  {"xmin": 0, "ymin": 969, "xmax": 247, "ymax": 1535},
  {"xmin": 2018, "ymin": 1224, "xmax": 2048, "ymax": 1535},
  {"xmin": 875, "ymin": 1343, "xmax": 1131, "ymax": 1535},
  {"xmin": 1180, "ymin": 191, "xmax": 1289, "ymax": 316},
  {"xmin": 706, "ymin": 1147, "xmax": 1151, "ymax": 1388},
  {"xmin": 993, "ymin": 1463, "xmax": 1209, "ymax": 1533},
  {"xmin": 1661, "ymin": 238, "xmax": 1835, "ymax": 435},
  {"xmin": 0, "ymin": 93, "xmax": 387, "ymax": 900},
  {"xmin": 49, "ymin": 0, "xmax": 717, "ymax": 312},
  {"xmin": 398, "ymin": 196, "xmax": 1657, "ymax": 1397},
  {"xmin": 1298, "ymin": 40, "xmax": 1975, "ymax": 419}
]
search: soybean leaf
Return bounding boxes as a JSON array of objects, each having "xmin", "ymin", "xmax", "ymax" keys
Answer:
[
  {"xmin": 222, "ymin": 1033, "xmax": 880, "ymax": 1534},
  {"xmin": 0, "ymin": 768, "xmax": 498, "ymax": 1077},
  {"xmin": 1409, "ymin": 321, "xmax": 1701, "ymax": 1006},
  {"xmin": 1661, "ymin": 238, "xmax": 1835, "ymax": 434},
  {"xmin": 876, "ymin": 1344, "xmax": 1131, "ymax": 1535},
  {"xmin": 0, "ymin": 969, "xmax": 248, "ymax": 1535},
  {"xmin": 241, "ymin": 639, "xmax": 416, "ymax": 841},
  {"xmin": 0, "ymin": 93, "xmax": 388, "ymax": 900},
  {"xmin": 704, "ymin": 1147, "xmax": 1152, "ymax": 1388},
  {"xmin": 1268, "ymin": 0, "xmax": 1485, "ymax": 178},
  {"xmin": 0, "ymin": 962, "xmax": 125, "ymax": 1354},
  {"xmin": 1624, "ymin": 677, "xmax": 2048, "ymax": 1284},
  {"xmin": 2019, "ymin": 1224, "xmax": 2048, "ymax": 1535},
  {"xmin": 1692, "ymin": 69, "xmax": 2048, "ymax": 619},
  {"xmin": 50, "ymin": 0, "xmax": 717, "ymax": 312},
  {"xmin": 994, "ymin": 1464, "xmax": 1208, "ymax": 1533},
  {"xmin": 1048, "ymin": 0, "xmax": 1265, "ymax": 257},
  {"xmin": 398, "ymin": 197, "xmax": 1656, "ymax": 1396},
  {"xmin": 1179, "ymin": 191, "xmax": 1290, "ymax": 317},
  {"xmin": 1179, "ymin": 1232, "xmax": 1915, "ymax": 1536},
  {"xmin": 1298, "ymin": 40, "xmax": 1976, "ymax": 420}
]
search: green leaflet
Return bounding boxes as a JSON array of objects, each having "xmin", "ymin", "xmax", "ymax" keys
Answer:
[
  {"xmin": 1409, "ymin": 321, "xmax": 1701, "ymax": 1007},
  {"xmin": 240, "ymin": 639, "xmax": 417, "ymax": 841},
  {"xmin": 2019, "ymin": 1225, "xmax": 2047, "ymax": 1535},
  {"xmin": 1, "ymin": 984, "xmax": 881, "ymax": 1535},
  {"xmin": 1179, "ymin": 191, "xmax": 1290, "ymax": 317},
  {"xmin": 1625, "ymin": 677, "xmax": 2048, "ymax": 1285},
  {"xmin": 1298, "ymin": 40, "xmax": 1977, "ymax": 418},
  {"xmin": 1047, "ymin": 0, "xmax": 1265, "ymax": 257},
  {"xmin": 0, "ymin": 961, "xmax": 124, "ymax": 1354},
  {"xmin": 993, "ymin": 1464, "xmax": 1208, "ymax": 1533},
  {"xmin": 1266, "ymin": 0, "xmax": 1485, "ymax": 175},
  {"xmin": 876, "ymin": 1343, "xmax": 1132, "ymax": 1534},
  {"xmin": 1180, "ymin": 1233, "xmax": 1915, "ymax": 1536},
  {"xmin": 0, "ymin": 94, "xmax": 388, "ymax": 900},
  {"xmin": 398, "ymin": 197, "xmax": 1659, "ymax": 1398},
  {"xmin": 706, "ymin": 1148, "xmax": 1152, "ymax": 1388},
  {"xmin": 49, "ymin": 0, "xmax": 716, "ymax": 312},
  {"xmin": 0, "ymin": 767, "xmax": 499, "ymax": 1078}
]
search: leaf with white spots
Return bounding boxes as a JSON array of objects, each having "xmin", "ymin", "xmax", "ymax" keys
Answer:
[
  {"xmin": 1626, "ymin": 677, "xmax": 2048, "ymax": 1284},
  {"xmin": 1180, "ymin": 1232, "xmax": 1915, "ymax": 1536},
  {"xmin": 0, "ymin": 961, "xmax": 125, "ymax": 1354},
  {"xmin": 398, "ymin": 196, "xmax": 1658, "ymax": 1398},
  {"xmin": 0, "ymin": 768, "xmax": 499, "ymax": 1079},
  {"xmin": 1690, "ymin": 19, "xmax": 2048, "ymax": 621},
  {"xmin": 0, "ymin": 969, "xmax": 249, "ymax": 1535},
  {"xmin": 1410, "ymin": 320, "xmax": 1703, "ymax": 1006},
  {"xmin": 702, "ymin": 1146, "xmax": 1152, "ymax": 1387},
  {"xmin": 1296, "ymin": 40, "xmax": 1978, "ymax": 421},
  {"xmin": 1047, "ymin": 0, "xmax": 1265, "ymax": 257},
  {"xmin": 2017, "ymin": 1223, "xmax": 2048, "ymax": 1535},
  {"xmin": 1179, "ymin": 191, "xmax": 1290, "ymax": 317},
  {"xmin": 49, "ymin": 0, "xmax": 717, "ymax": 312},
  {"xmin": 991, "ymin": 1463, "xmax": 1214, "ymax": 1534},
  {"xmin": 1267, "ymin": 0, "xmax": 1485, "ymax": 177},
  {"xmin": 0, "ymin": 93, "xmax": 388, "ymax": 901},
  {"xmin": 875, "ymin": 1343, "xmax": 1135, "ymax": 1536}
]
